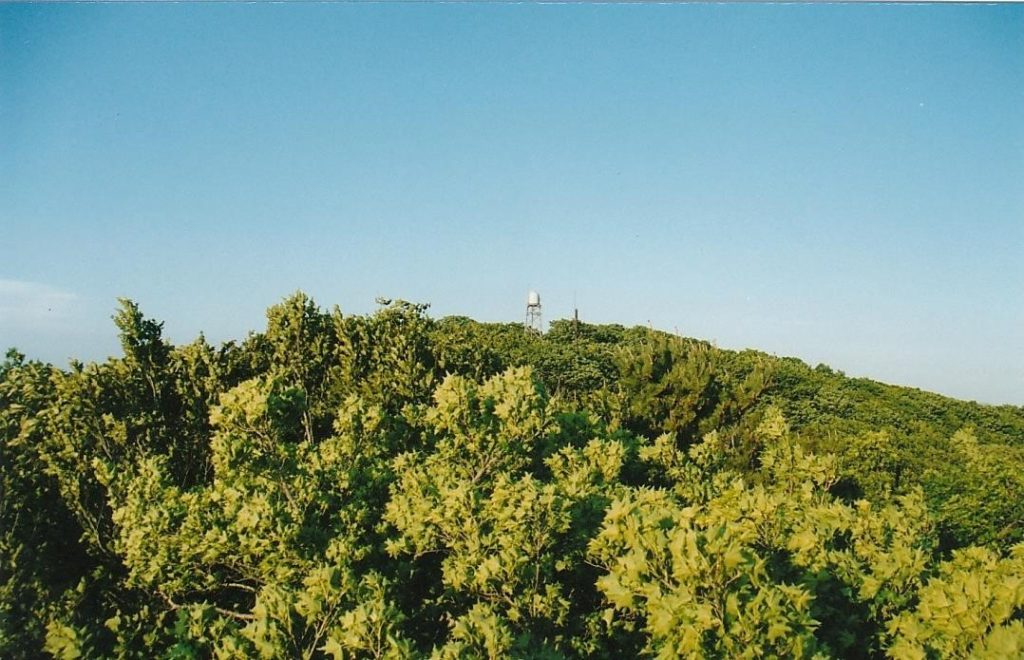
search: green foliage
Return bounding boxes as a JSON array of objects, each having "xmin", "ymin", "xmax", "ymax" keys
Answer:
[
  {"xmin": 592, "ymin": 409, "xmax": 941, "ymax": 658},
  {"xmin": 3, "ymin": 293, "xmax": 1024, "ymax": 658},
  {"xmin": 887, "ymin": 544, "xmax": 1024, "ymax": 658},
  {"xmin": 334, "ymin": 298, "xmax": 437, "ymax": 411},
  {"xmin": 384, "ymin": 368, "xmax": 626, "ymax": 655},
  {"xmin": 610, "ymin": 333, "xmax": 771, "ymax": 451},
  {"xmin": 923, "ymin": 429, "xmax": 1024, "ymax": 549},
  {"xmin": 1, "ymin": 351, "xmax": 90, "ymax": 657}
]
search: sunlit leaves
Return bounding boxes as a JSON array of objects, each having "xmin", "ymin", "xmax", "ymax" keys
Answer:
[
  {"xmin": 5, "ymin": 293, "xmax": 1024, "ymax": 658},
  {"xmin": 886, "ymin": 544, "xmax": 1024, "ymax": 658}
]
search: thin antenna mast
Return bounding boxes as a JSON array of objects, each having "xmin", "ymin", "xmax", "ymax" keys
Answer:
[{"xmin": 573, "ymin": 290, "xmax": 579, "ymax": 339}]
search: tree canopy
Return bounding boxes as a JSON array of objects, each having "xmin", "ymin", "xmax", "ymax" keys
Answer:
[{"xmin": 3, "ymin": 294, "xmax": 1023, "ymax": 658}]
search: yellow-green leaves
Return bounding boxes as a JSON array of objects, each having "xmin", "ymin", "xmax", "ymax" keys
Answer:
[
  {"xmin": 588, "ymin": 410, "xmax": 962, "ymax": 658},
  {"xmin": 385, "ymin": 368, "xmax": 625, "ymax": 655},
  {"xmin": 43, "ymin": 621, "xmax": 87, "ymax": 659},
  {"xmin": 10, "ymin": 297, "xmax": 1024, "ymax": 659},
  {"xmin": 433, "ymin": 603, "xmax": 514, "ymax": 659},
  {"xmin": 589, "ymin": 489, "xmax": 820, "ymax": 658},
  {"xmin": 886, "ymin": 544, "xmax": 1024, "ymax": 658}
]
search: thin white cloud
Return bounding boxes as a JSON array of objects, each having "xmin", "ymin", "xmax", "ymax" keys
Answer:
[
  {"xmin": 0, "ymin": 278, "xmax": 80, "ymax": 326},
  {"xmin": 0, "ymin": 280, "xmax": 120, "ymax": 365}
]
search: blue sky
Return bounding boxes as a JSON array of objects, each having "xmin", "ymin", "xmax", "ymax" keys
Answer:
[{"xmin": 1, "ymin": 4, "xmax": 1022, "ymax": 404}]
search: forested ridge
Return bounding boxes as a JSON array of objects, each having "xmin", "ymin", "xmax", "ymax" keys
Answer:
[{"xmin": 3, "ymin": 293, "xmax": 1023, "ymax": 659}]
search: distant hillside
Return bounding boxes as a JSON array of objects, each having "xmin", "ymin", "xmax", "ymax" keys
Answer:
[{"xmin": 433, "ymin": 315, "xmax": 1024, "ymax": 443}]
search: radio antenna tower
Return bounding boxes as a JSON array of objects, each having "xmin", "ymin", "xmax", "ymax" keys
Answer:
[
  {"xmin": 525, "ymin": 290, "xmax": 543, "ymax": 332},
  {"xmin": 573, "ymin": 290, "xmax": 579, "ymax": 339}
]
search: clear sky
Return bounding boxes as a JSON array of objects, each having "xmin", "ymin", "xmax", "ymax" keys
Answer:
[{"xmin": 1, "ymin": 3, "xmax": 1022, "ymax": 405}]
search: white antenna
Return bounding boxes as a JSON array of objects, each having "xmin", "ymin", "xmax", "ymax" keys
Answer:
[{"xmin": 525, "ymin": 290, "xmax": 543, "ymax": 332}]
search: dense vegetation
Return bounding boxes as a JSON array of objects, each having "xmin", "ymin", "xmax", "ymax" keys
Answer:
[{"xmin": 3, "ymin": 293, "xmax": 1023, "ymax": 658}]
